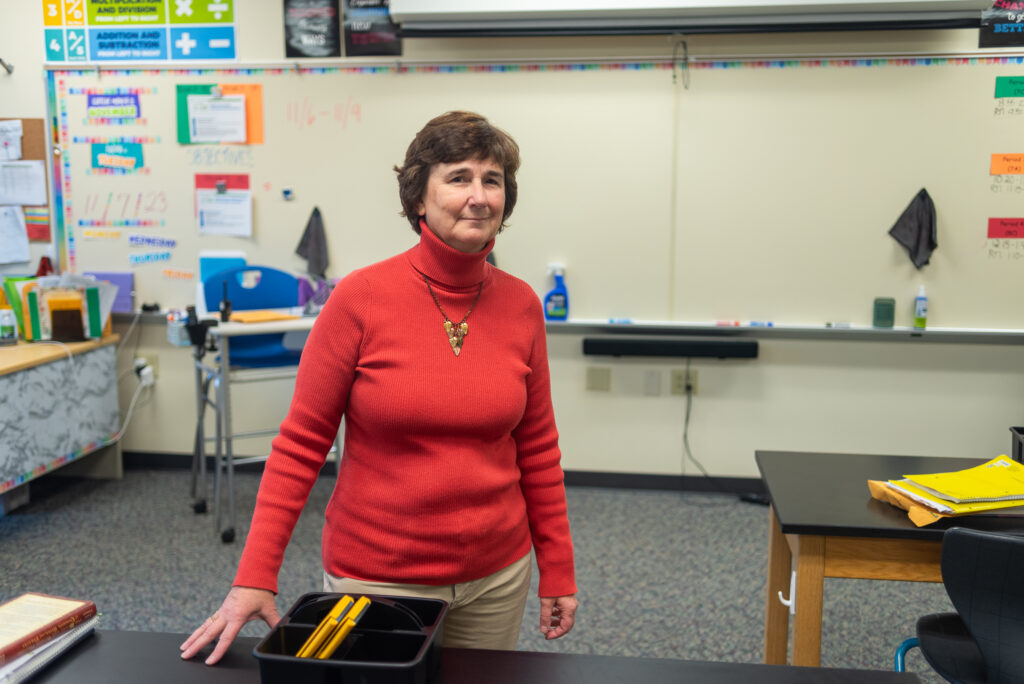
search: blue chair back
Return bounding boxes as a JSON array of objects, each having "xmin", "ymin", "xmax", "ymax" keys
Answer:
[
  {"xmin": 204, "ymin": 266, "xmax": 300, "ymax": 312},
  {"xmin": 202, "ymin": 266, "xmax": 303, "ymax": 369}
]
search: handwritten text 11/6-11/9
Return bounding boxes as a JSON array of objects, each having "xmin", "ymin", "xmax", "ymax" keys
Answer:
[
  {"xmin": 286, "ymin": 95, "xmax": 362, "ymax": 130},
  {"xmin": 81, "ymin": 191, "xmax": 167, "ymax": 221}
]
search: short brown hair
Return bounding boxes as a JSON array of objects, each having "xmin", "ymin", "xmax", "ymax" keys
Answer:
[{"xmin": 394, "ymin": 111, "xmax": 520, "ymax": 233}]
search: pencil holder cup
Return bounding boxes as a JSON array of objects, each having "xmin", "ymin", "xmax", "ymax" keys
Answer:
[
  {"xmin": 253, "ymin": 592, "xmax": 447, "ymax": 684},
  {"xmin": 872, "ymin": 297, "xmax": 895, "ymax": 328},
  {"xmin": 1010, "ymin": 427, "xmax": 1024, "ymax": 464}
]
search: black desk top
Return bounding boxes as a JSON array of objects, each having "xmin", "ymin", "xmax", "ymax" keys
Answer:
[
  {"xmin": 35, "ymin": 630, "xmax": 920, "ymax": 684},
  {"xmin": 756, "ymin": 450, "xmax": 1024, "ymax": 540}
]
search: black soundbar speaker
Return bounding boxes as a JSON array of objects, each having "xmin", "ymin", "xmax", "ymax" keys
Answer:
[{"xmin": 582, "ymin": 337, "xmax": 758, "ymax": 359}]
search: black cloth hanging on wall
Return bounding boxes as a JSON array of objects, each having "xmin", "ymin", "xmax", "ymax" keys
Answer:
[
  {"xmin": 888, "ymin": 188, "xmax": 937, "ymax": 269},
  {"xmin": 295, "ymin": 206, "xmax": 329, "ymax": 280}
]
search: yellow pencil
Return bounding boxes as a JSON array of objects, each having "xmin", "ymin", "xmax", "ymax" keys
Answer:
[
  {"xmin": 314, "ymin": 617, "xmax": 357, "ymax": 659},
  {"xmin": 313, "ymin": 596, "xmax": 373, "ymax": 660},
  {"xmin": 295, "ymin": 595, "xmax": 355, "ymax": 658}
]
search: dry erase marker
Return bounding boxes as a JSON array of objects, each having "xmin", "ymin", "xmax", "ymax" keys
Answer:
[
  {"xmin": 747, "ymin": 321, "xmax": 774, "ymax": 327},
  {"xmin": 314, "ymin": 596, "xmax": 372, "ymax": 659},
  {"xmin": 715, "ymin": 320, "xmax": 740, "ymax": 326},
  {"xmin": 825, "ymin": 321, "xmax": 851, "ymax": 328},
  {"xmin": 296, "ymin": 595, "xmax": 355, "ymax": 658}
]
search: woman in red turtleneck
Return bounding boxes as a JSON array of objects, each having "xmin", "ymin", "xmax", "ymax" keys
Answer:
[{"xmin": 181, "ymin": 111, "xmax": 577, "ymax": 666}]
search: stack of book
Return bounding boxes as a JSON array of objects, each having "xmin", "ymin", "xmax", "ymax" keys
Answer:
[
  {"xmin": 869, "ymin": 455, "xmax": 1024, "ymax": 526},
  {"xmin": 0, "ymin": 593, "xmax": 98, "ymax": 684}
]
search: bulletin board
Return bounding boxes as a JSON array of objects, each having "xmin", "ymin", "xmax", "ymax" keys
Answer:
[
  {"xmin": 2, "ymin": 118, "xmax": 48, "ymax": 164},
  {"xmin": 0, "ymin": 118, "xmax": 52, "ymax": 265},
  {"xmin": 46, "ymin": 57, "xmax": 1024, "ymax": 328}
]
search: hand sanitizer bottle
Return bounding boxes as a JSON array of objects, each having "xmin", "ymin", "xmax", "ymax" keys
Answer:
[
  {"xmin": 544, "ymin": 263, "xmax": 569, "ymax": 321},
  {"xmin": 913, "ymin": 285, "xmax": 927, "ymax": 330}
]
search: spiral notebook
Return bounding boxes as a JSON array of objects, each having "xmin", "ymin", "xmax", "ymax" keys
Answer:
[
  {"xmin": 0, "ymin": 617, "xmax": 97, "ymax": 684},
  {"xmin": 902, "ymin": 455, "xmax": 1024, "ymax": 504}
]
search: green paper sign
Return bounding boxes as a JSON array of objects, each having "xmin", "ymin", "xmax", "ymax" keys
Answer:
[
  {"xmin": 176, "ymin": 84, "xmax": 215, "ymax": 144},
  {"xmin": 87, "ymin": 0, "xmax": 166, "ymax": 25},
  {"xmin": 995, "ymin": 76, "xmax": 1024, "ymax": 98},
  {"xmin": 169, "ymin": 0, "xmax": 235, "ymax": 24}
]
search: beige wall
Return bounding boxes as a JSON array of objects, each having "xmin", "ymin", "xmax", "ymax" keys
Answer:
[{"xmin": 5, "ymin": 3, "xmax": 1024, "ymax": 477}]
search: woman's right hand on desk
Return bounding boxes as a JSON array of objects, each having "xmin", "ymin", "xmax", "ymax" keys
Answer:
[{"xmin": 179, "ymin": 586, "xmax": 280, "ymax": 665}]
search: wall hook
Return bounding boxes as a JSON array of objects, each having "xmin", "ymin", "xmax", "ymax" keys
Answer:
[
  {"xmin": 777, "ymin": 570, "xmax": 796, "ymax": 616},
  {"xmin": 0, "ymin": 58, "xmax": 13, "ymax": 75}
]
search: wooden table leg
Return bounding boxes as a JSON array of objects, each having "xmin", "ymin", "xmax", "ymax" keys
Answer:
[
  {"xmin": 764, "ymin": 506, "xmax": 792, "ymax": 665},
  {"xmin": 792, "ymin": 534, "xmax": 825, "ymax": 667}
]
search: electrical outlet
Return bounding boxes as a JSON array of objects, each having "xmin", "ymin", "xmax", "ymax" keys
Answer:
[
  {"xmin": 670, "ymin": 369, "xmax": 697, "ymax": 395},
  {"xmin": 643, "ymin": 369, "xmax": 662, "ymax": 396},
  {"xmin": 585, "ymin": 366, "xmax": 612, "ymax": 392},
  {"xmin": 134, "ymin": 355, "xmax": 158, "ymax": 379}
]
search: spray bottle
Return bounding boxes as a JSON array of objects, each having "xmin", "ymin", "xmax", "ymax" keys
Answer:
[
  {"xmin": 544, "ymin": 263, "xmax": 569, "ymax": 321},
  {"xmin": 913, "ymin": 285, "xmax": 928, "ymax": 330}
]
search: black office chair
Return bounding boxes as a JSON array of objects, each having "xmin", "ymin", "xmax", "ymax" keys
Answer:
[{"xmin": 894, "ymin": 527, "xmax": 1024, "ymax": 684}]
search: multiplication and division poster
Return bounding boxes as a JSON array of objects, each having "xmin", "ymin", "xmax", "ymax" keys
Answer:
[{"xmin": 43, "ymin": 0, "xmax": 237, "ymax": 62}]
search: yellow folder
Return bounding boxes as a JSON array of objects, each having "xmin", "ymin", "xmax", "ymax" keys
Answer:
[{"xmin": 228, "ymin": 309, "xmax": 301, "ymax": 323}]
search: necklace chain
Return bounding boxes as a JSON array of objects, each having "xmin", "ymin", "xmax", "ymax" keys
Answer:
[{"xmin": 424, "ymin": 276, "xmax": 483, "ymax": 357}]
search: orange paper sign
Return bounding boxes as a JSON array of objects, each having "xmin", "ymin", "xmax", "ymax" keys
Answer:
[
  {"xmin": 991, "ymin": 153, "xmax": 1024, "ymax": 175},
  {"xmin": 220, "ymin": 84, "xmax": 264, "ymax": 145}
]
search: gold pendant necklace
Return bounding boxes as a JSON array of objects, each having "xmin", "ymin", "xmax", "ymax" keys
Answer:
[{"xmin": 424, "ymin": 276, "xmax": 483, "ymax": 357}]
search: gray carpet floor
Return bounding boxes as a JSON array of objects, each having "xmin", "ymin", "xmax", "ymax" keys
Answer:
[{"xmin": 0, "ymin": 468, "xmax": 952, "ymax": 681}]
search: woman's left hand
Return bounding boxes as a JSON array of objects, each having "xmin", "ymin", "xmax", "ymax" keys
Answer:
[{"xmin": 539, "ymin": 594, "xmax": 578, "ymax": 640}]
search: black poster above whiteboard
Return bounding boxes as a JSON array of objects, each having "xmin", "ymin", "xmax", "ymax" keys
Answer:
[
  {"xmin": 343, "ymin": 0, "xmax": 401, "ymax": 56},
  {"xmin": 284, "ymin": 0, "xmax": 342, "ymax": 58},
  {"xmin": 980, "ymin": 3, "xmax": 1024, "ymax": 47}
]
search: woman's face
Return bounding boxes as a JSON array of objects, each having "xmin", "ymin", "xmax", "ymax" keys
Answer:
[{"xmin": 416, "ymin": 158, "xmax": 505, "ymax": 253}]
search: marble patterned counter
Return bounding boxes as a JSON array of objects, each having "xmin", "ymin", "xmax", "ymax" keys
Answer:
[{"xmin": 0, "ymin": 337, "xmax": 121, "ymax": 502}]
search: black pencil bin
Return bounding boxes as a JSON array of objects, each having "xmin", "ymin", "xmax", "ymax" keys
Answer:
[
  {"xmin": 253, "ymin": 592, "xmax": 448, "ymax": 684},
  {"xmin": 1011, "ymin": 427, "xmax": 1024, "ymax": 463}
]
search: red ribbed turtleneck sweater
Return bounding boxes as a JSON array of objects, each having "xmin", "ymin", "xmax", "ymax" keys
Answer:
[{"xmin": 234, "ymin": 225, "xmax": 576, "ymax": 599}]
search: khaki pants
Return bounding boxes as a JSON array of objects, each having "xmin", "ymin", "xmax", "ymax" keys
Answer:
[{"xmin": 323, "ymin": 552, "xmax": 532, "ymax": 650}]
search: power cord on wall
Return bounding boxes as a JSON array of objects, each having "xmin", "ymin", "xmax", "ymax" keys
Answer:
[
  {"xmin": 680, "ymin": 357, "xmax": 768, "ymax": 505},
  {"xmin": 111, "ymin": 359, "xmax": 154, "ymax": 441},
  {"xmin": 681, "ymin": 357, "xmax": 728, "ymax": 495}
]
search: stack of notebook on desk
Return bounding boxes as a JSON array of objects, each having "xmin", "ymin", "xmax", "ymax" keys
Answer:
[
  {"xmin": 868, "ymin": 455, "xmax": 1024, "ymax": 526},
  {"xmin": 0, "ymin": 593, "xmax": 98, "ymax": 684}
]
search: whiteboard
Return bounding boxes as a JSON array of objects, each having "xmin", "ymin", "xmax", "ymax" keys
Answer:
[{"xmin": 49, "ymin": 57, "xmax": 1024, "ymax": 327}]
